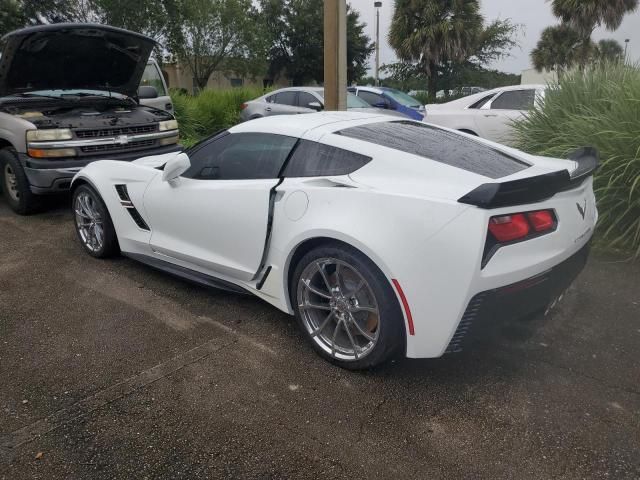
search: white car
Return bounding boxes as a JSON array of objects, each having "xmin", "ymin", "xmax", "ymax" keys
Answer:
[
  {"xmin": 71, "ymin": 112, "xmax": 597, "ymax": 369},
  {"xmin": 425, "ymin": 84, "xmax": 546, "ymax": 145}
]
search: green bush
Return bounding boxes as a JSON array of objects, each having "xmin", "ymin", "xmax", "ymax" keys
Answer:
[
  {"xmin": 513, "ymin": 62, "xmax": 640, "ymax": 257},
  {"xmin": 170, "ymin": 87, "xmax": 268, "ymax": 147}
]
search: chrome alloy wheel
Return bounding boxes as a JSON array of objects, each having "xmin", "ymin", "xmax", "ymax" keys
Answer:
[
  {"xmin": 3, "ymin": 164, "xmax": 20, "ymax": 202},
  {"xmin": 297, "ymin": 258, "xmax": 380, "ymax": 361},
  {"xmin": 74, "ymin": 191, "xmax": 104, "ymax": 253}
]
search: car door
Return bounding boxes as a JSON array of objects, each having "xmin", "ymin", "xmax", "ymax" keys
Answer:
[
  {"xmin": 297, "ymin": 91, "xmax": 322, "ymax": 112},
  {"xmin": 139, "ymin": 60, "xmax": 173, "ymax": 113},
  {"xmin": 474, "ymin": 89, "xmax": 537, "ymax": 144},
  {"xmin": 263, "ymin": 91, "xmax": 304, "ymax": 117},
  {"xmin": 357, "ymin": 90, "xmax": 390, "ymax": 110},
  {"xmin": 143, "ymin": 132, "xmax": 298, "ymax": 281}
]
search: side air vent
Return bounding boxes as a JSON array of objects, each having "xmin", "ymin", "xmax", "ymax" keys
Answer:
[{"xmin": 114, "ymin": 184, "xmax": 150, "ymax": 231}]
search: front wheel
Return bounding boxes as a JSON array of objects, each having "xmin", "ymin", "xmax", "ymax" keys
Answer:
[
  {"xmin": 0, "ymin": 148, "xmax": 39, "ymax": 215},
  {"xmin": 72, "ymin": 184, "xmax": 119, "ymax": 258},
  {"xmin": 291, "ymin": 243, "xmax": 405, "ymax": 369}
]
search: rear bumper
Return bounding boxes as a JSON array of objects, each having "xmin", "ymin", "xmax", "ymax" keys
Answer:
[
  {"xmin": 19, "ymin": 144, "xmax": 182, "ymax": 194},
  {"xmin": 446, "ymin": 242, "xmax": 590, "ymax": 353}
]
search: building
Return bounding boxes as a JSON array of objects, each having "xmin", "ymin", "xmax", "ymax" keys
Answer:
[{"xmin": 521, "ymin": 68, "xmax": 558, "ymax": 85}]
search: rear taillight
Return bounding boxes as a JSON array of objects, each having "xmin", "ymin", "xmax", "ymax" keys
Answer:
[
  {"xmin": 488, "ymin": 209, "xmax": 556, "ymax": 243},
  {"xmin": 489, "ymin": 214, "xmax": 530, "ymax": 242},
  {"xmin": 483, "ymin": 209, "xmax": 557, "ymax": 268},
  {"xmin": 240, "ymin": 103, "xmax": 248, "ymax": 110}
]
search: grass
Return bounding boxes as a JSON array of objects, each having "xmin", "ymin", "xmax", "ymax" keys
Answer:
[
  {"xmin": 513, "ymin": 62, "xmax": 640, "ymax": 257},
  {"xmin": 170, "ymin": 87, "xmax": 269, "ymax": 147}
]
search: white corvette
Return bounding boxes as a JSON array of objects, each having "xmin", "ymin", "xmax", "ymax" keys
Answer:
[{"xmin": 71, "ymin": 112, "xmax": 598, "ymax": 369}]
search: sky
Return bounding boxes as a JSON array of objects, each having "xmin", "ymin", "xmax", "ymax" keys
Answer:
[{"xmin": 349, "ymin": 0, "xmax": 640, "ymax": 75}]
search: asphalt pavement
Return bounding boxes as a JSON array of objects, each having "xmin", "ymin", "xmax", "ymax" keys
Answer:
[{"xmin": 0, "ymin": 195, "xmax": 638, "ymax": 479}]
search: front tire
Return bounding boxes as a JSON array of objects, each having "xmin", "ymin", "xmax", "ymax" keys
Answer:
[
  {"xmin": 291, "ymin": 243, "xmax": 405, "ymax": 370},
  {"xmin": 72, "ymin": 184, "xmax": 119, "ymax": 258},
  {"xmin": 0, "ymin": 147, "xmax": 39, "ymax": 215}
]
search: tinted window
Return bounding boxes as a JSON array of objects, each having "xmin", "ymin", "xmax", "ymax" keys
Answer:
[
  {"xmin": 491, "ymin": 90, "xmax": 536, "ymax": 110},
  {"xmin": 298, "ymin": 92, "xmax": 319, "ymax": 108},
  {"xmin": 468, "ymin": 93, "xmax": 496, "ymax": 109},
  {"xmin": 266, "ymin": 94, "xmax": 276, "ymax": 103},
  {"xmin": 184, "ymin": 133, "xmax": 298, "ymax": 180},
  {"xmin": 283, "ymin": 140, "xmax": 372, "ymax": 177},
  {"xmin": 274, "ymin": 91, "xmax": 297, "ymax": 106},
  {"xmin": 338, "ymin": 121, "xmax": 530, "ymax": 179},
  {"xmin": 358, "ymin": 91, "xmax": 386, "ymax": 107}
]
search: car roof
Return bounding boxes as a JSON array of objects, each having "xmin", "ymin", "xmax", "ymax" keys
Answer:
[
  {"xmin": 230, "ymin": 111, "xmax": 393, "ymax": 138},
  {"xmin": 432, "ymin": 84, "xmax": 547, "ymax": 109}
]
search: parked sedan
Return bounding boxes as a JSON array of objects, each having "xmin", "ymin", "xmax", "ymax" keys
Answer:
[
  {"xmin": 71, "ymin": 112, "xmax": 597, "ymax": 369},
  {"xmin": 240, "ymin": 87, "xmax": 408, "ymax": 121},
  {"xmin": 348, "ymin": 86, "xmax": 425, "ymax": 120},
  {"xmin": 424, "ymin": 84, "xmax": 546, "ymax": 145}
]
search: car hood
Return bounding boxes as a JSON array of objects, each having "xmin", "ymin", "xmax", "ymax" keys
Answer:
[
  {"xmin": 349, "ymin": 107, "xmax": 410, "ymax": 118},
  {"xmin": 0, "ymin": 23, "xmax": 155, "ymax": 98}
]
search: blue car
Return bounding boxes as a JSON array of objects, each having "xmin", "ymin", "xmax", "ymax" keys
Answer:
[{"xmin": 348, "ymin": 86, "xmax": 425, "ymax": 121}]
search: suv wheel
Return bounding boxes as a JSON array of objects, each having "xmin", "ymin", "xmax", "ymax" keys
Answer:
[{"xmin": 0, "ymin": 148, "xmax": 39, "ymax": 215}]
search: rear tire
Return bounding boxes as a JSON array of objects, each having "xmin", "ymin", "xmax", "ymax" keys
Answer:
[
  {"xmin": 72, "ymin": 184, "xmax": 119, "ymax": 258},
  {"xmin": 291, "ymin": 243, "xmax": 405, "ymax": 370},
  {"xmin": 0, "ymin": 147, "xmax": 40, "ymax": 215}
]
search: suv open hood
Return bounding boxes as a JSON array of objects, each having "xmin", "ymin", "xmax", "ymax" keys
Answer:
[{"xmin": 0, "ymin": 23, "xmax": 155, "ymax": 98}]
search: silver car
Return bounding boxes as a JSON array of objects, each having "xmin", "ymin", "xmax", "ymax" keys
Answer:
[{"xmin": 239, "ymin": 87, "xmax": 409, "ymax": 121}]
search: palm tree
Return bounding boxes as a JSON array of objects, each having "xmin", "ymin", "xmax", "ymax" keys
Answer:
[
  {"xmin": 531, "ymin": 24, "xmax": 587, "ymax": 77},
  {"xmin": 595, "ymin": 39, "xmax": 625, "ymax": 62},
  {"xmin": 550, "ymin": 0, "xmax": 638, "ymax": 65},
  {"xmin": 389, "ymin": 0, "xmax": 483, "ymax": 100}
]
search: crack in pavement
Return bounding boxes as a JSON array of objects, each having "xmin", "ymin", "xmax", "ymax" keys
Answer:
[{"xmin": 0, "ymin": 337, "xmax": 237, "ymax": 462}]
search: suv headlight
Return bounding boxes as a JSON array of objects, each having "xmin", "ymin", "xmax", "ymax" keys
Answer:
[
  {"xmin": 158, "ymin": 120, "xmax": 179, "ymax": 131},
  {"xmin": 26, "ymin": 129, "xmax": 73, "ymax": 142}
]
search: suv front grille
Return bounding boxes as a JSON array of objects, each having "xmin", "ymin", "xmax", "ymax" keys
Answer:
[
  {"xmin": 75, "ymin": 124, "xmax": 158, "ymax": 138},
  {"xmin": 80, "ymin": 139, "xmax": 156, "ymax": 154}
]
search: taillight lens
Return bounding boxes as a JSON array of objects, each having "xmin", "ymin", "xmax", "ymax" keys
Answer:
[
  {"xmin": 527, "ymin": 210, "xmax": 555, "ymax": 232},
  {"xmin": 488, "ymin": 209, "xmax": 556, "ymax": 243},
  {"xmin": 489, "ymin": 214, "xmax": 530, "ymax": 242},
  {"xmin": 240, "ymin": 103, "xmax": 248, "ymax": 110}
]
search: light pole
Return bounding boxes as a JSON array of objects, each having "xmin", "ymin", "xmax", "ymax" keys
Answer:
[
  {"xmin": 374, "ymin": 1, "xmax": 382, "ymax": 86},
  {"xmin": 324, "ymin": 0, "xmax": 348, "ymax": 110},
  {"xmin": 625, "ymin": 39, "xmax": 630, "ymax": 60}
]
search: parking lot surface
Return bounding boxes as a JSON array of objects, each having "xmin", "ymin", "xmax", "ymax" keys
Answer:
[{"xmin": 0, "ymin": 196, "xmax": 639, "ymax": 479}]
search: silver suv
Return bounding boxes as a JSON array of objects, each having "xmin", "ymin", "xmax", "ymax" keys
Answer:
[{"xmin": 0, "ymin": 24, "xmax": 181, "ymax": 214}]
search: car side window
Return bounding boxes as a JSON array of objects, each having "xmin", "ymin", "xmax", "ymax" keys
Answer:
[
  {"xmin": 266, "ymin": 94, "xmax": 277, "ymax": 103},
  {"xmin": 490, "ymin": 90, "xmax": 536, "ymax": 110},
  {"xmin": 183, "ymin": 133, "xmax": 298, "ymax": 180},
  {"xmin": 468, "ymin": 93, "xmax": 497, "ymax": 109},
  {"xmin": 282, "ymin": 140, "xmax": 372, "ymax": 177},
  {"xmin": 273, "ymin": 91, "xmax": 297, "ymax": 107},
  {"xmin": 298, "ymin": 92, "xmax": 319, "ymax": 109},
  {"xmin": 358, "ymin": 91, "xmax": 386, "ymax": 107}
]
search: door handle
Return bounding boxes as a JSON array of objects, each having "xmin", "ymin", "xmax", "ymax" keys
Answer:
[
  {"xmin": 265, "ymin": 107, "xmax": 272, "ymax": 112},
  {"xmin": 484, "ymin": 114, "xmax": 498, "ymax": 117}
]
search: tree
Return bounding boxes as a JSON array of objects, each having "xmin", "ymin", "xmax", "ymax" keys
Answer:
[
  {"xmin": 167, "ymin": 0, "xmax": 265, "ymax": 90},
  {"xmin": 595, "ymin": 38, "xmax": 624, "ymax": 62},
  {"xmin": 531, "ymin": 24, "xmax": 587, "ymax": 76},
  {"xmin": 260, "ymin": 0, "xmax": 374, "ymax": 86},
  {"xmin": 550, "ymin": 0, "xmax": 638, "ymax": 66},
  {"xmin": 0, "ymin": 0, "xmax": 24, "ymax": 37},
  {"xmin": 389, "ymin": 0, "xmax": 484, "ymax": 99}
]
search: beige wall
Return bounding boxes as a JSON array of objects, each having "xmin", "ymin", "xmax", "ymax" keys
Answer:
[
  {"xmin": 163, "ymin": 63, "xmax": 290, "ymax": 93},
  {"xmin": 521, "ymin": 68, "xmax": 558, "ymax": 85}
]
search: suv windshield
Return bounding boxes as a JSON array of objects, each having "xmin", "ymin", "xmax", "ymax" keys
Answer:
[{"xmin": 382, "ymin": 89, "xmax": 421, "ymax": 108}]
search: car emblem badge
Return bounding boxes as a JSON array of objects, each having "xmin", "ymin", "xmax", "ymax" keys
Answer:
[
  {"xmin": 576, "ymin": 200, "xmax": 586, "ymax": 220},
  {"xmin": 116, "ymin": 135, "xmax": 130, "ymax": 145}
]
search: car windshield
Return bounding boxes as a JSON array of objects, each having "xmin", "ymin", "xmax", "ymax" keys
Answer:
[
  {"xmin": 382, "ymin": 89, "xmax": 421, "ymax": 108},
  {"xmin": 317, "ymin": 90, "xmax": 373, "ymax": 109}
]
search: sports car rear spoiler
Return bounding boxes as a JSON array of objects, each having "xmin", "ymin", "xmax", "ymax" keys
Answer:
[{"xmin": 458, "ymin": 147, "xmax": 600, "ymax": 209}]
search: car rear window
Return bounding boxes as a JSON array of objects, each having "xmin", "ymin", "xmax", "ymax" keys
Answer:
[{"xmin": 337, "ymin": 121, "xmax": 530, "ymax": 179}]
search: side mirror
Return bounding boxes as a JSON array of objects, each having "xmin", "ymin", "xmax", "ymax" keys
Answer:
[
  {"xmin": 162, "ymin": 152, "xmax": 191, "ymax": 182},
  {"xmin": 138, "ymin": 85, "xmax": 159, "ymax": 99},
  {"xmin": 373, "ymin": 101, "xmax": 388, "ymax": 109},
  {"xmin": 308, "ymin": 101, "xmax": 323, "ymax": 111}
]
